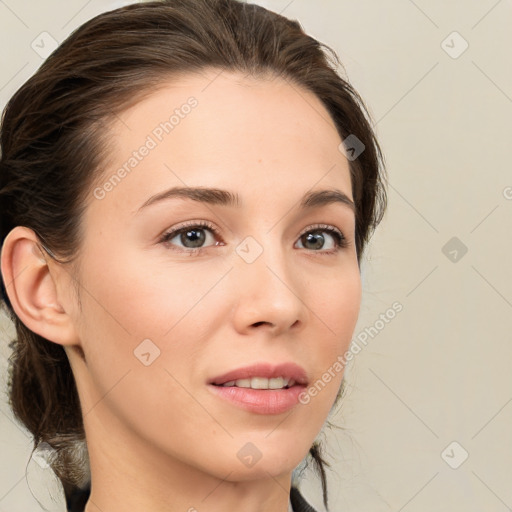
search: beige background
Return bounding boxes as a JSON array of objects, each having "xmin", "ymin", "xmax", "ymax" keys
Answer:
[{"xmin": 1, "ymin": 0, "xmax": 511, "ymax": 511}]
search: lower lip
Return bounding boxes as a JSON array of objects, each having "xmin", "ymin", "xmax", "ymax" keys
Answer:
[{"xmin": 208, "ymin": 384, "xmax": 306, "ymax": 415}]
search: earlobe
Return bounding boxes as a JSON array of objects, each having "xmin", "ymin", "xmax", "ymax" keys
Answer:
[{"xmin": 0, "ymin": 226, "xmax": 79, "ymax": 347}]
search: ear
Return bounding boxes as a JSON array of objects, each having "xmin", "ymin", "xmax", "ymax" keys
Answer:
[{"xmin": 1, "ymin": 226, "xmax": 79, "ymax": 347}]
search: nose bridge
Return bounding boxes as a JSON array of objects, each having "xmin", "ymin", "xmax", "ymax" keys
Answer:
[{"xmin": 231, "ymin": 228, "xmax": 305, "ymax": 329}]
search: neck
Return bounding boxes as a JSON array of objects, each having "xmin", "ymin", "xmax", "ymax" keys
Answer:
[{"xmin": 82, "ymin": 410, "xmax": 293, "ymax": 512}]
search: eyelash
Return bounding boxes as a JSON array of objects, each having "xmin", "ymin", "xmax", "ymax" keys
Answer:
[{"xmin": 158, "ymin": 220, "xmax": 349, "ymax": 256}]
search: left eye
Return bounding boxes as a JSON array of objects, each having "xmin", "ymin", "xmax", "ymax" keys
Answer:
[{"xmin": 296, "ymin": 227, "xmax": 345, "ymax": 252}]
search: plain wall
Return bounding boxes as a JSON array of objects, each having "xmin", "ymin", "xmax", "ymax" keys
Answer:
[{"xmin": 1, "ymin": 1, "xmax": 511, "ymax": 511}]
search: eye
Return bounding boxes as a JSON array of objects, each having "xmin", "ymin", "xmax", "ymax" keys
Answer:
[
  {"xmin": 158, "ymin": 221, "xmax": 348, "ymax": 255},
  {"xmin": 159, "ymin": 220, "xmax": 222, "ymax": 255},
  {"xmin": 295, "ymin": 224, "xmax": 348, "ymax": 254}
]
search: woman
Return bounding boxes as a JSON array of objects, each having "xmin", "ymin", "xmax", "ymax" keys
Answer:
[{"xmin": 0, "ymin": 0, "xmax": 387, "ymax": 511}]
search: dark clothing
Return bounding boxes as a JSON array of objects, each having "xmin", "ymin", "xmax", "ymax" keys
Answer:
[
  {"xmin": 66, "ymin": 483, "xmax": 318, "ymax": 512},
  {"xmin": 290, "ymin": 486, "xmax": 318, "ymax": 512},
  {"xmin": 66, "ymin": 485, "xmax": 90, "ymax": 512}
]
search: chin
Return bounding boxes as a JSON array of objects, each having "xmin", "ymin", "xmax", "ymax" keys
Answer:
[{"xmin": 214, "ymin": 439, "xmax": 311, "ymax": 482}]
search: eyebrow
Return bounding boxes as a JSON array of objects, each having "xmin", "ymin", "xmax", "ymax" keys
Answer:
[{"xmin": 137, "ymin": 186, "xmax": 355, "ymax": 214}]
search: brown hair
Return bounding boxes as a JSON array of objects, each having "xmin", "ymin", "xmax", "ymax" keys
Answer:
[{"xmin": 0, "ymin": 0, "xmax": 387, "ymax": 509}]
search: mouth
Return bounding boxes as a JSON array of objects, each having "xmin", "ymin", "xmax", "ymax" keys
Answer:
[
  {"xmin": 207, "ymin": 362, "xmax": 309, "ymax": 415},
  {"xmin": 208, "ymin": 362, "xmax": 309, "ymax": 388},
  {"xmin": 211, "ymin": 376, "xmax": 297, "ymax": 390}
]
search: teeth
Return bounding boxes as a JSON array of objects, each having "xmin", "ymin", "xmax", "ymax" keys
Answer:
[
  {"xmin": 234, "ymin": 378, "xmax": 252, "ymax": 388},
  {"xmin": 220, "ymin": 377, "xmax": 294, "ymax": 389},
  {"xmin": 248, "ymin": 377, "xmax": 268, "ymax": 389},
  {"xmin": 268, "ymin": 377, "xmax": 285, "ymax": 389}
]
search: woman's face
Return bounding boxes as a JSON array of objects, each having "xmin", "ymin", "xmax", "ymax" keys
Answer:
[{"xmin": 65, "ymin": 70, "xmax": 361, "ymax": 483}]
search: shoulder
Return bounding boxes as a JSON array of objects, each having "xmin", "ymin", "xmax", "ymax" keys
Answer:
[
  {"xmin": 66, "ymin": 483, "xmax": 321, "ymax": 512},
  {"xmin": 66, "ymin": 484, "xmax": 90, "ymax": 512},
  {"xmin": 290, "ymin": 485, "xmax": 319, "ymax": 512}
]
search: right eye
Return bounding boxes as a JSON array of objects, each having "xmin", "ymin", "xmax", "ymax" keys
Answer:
[{"xmin": 159, "ymin": 220, "xmax": 224, "ymax": 255}]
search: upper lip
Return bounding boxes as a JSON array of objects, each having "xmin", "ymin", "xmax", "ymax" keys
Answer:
[{"xmin": 208, "ymin": 362, "xmax": 309, "ymax": 386}]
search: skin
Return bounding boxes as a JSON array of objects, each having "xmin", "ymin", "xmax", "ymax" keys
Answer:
[{"xmin": 2, "ymin": 69, "xmax": 361, "ymax": 512}]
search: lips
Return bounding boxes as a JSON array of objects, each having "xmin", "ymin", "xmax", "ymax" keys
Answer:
[
  {"xmin": 207, "ymin": 362, "xmax": 309, "ymax": 415},
  {"xmin": 208, "ymin": 362, "xmax": 309, "ymax": 387}
]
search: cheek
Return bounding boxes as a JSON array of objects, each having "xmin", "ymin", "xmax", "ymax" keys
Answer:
[
  {"xmin": 301, "ymin": 269, "xmax": 361, "ymax": 406},
  {"xmin": 79, "ymin": 245, "xmax": 223, "ymax": 341},
  {"xmin": 73, "ymin": 247, "xmax": 227, "ymax": 409},
  {"xmin": 73, "ymin": 251, "xmax": 220, "ymax": 447},
  {"xmin": 309, "ymin": 267, "xmax": 362, "ymax": 348}
]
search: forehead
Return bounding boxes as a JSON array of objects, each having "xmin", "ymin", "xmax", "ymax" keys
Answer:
[{"xmin": 89, "ymin": 70, "xmax": 353, "ymax": 217}]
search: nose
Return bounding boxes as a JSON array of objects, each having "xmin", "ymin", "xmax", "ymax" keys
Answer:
[{"xmin": 230, "ymin": 235, "xmax": 308, "ymax": 337}]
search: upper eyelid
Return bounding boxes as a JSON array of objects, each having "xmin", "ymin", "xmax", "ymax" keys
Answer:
[
  {"xmin": 158, "ymin": 220, "xmax": 219, "ymax": 245},
  {"xmin": 161, "ymin": 220, "xmax": 346, "ymax": 242},
  {"xmin": 163, "ymin": 220, "xmax": 219, "ymax": 236},
  {"xmin": 298, "ymin": 223, "xmax": 344, "ymax": 237}
]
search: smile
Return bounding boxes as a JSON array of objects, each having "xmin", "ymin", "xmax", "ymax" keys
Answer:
[{"xmin": 214, "ymin": 376, "xmax": 296, "ymax": 389}]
